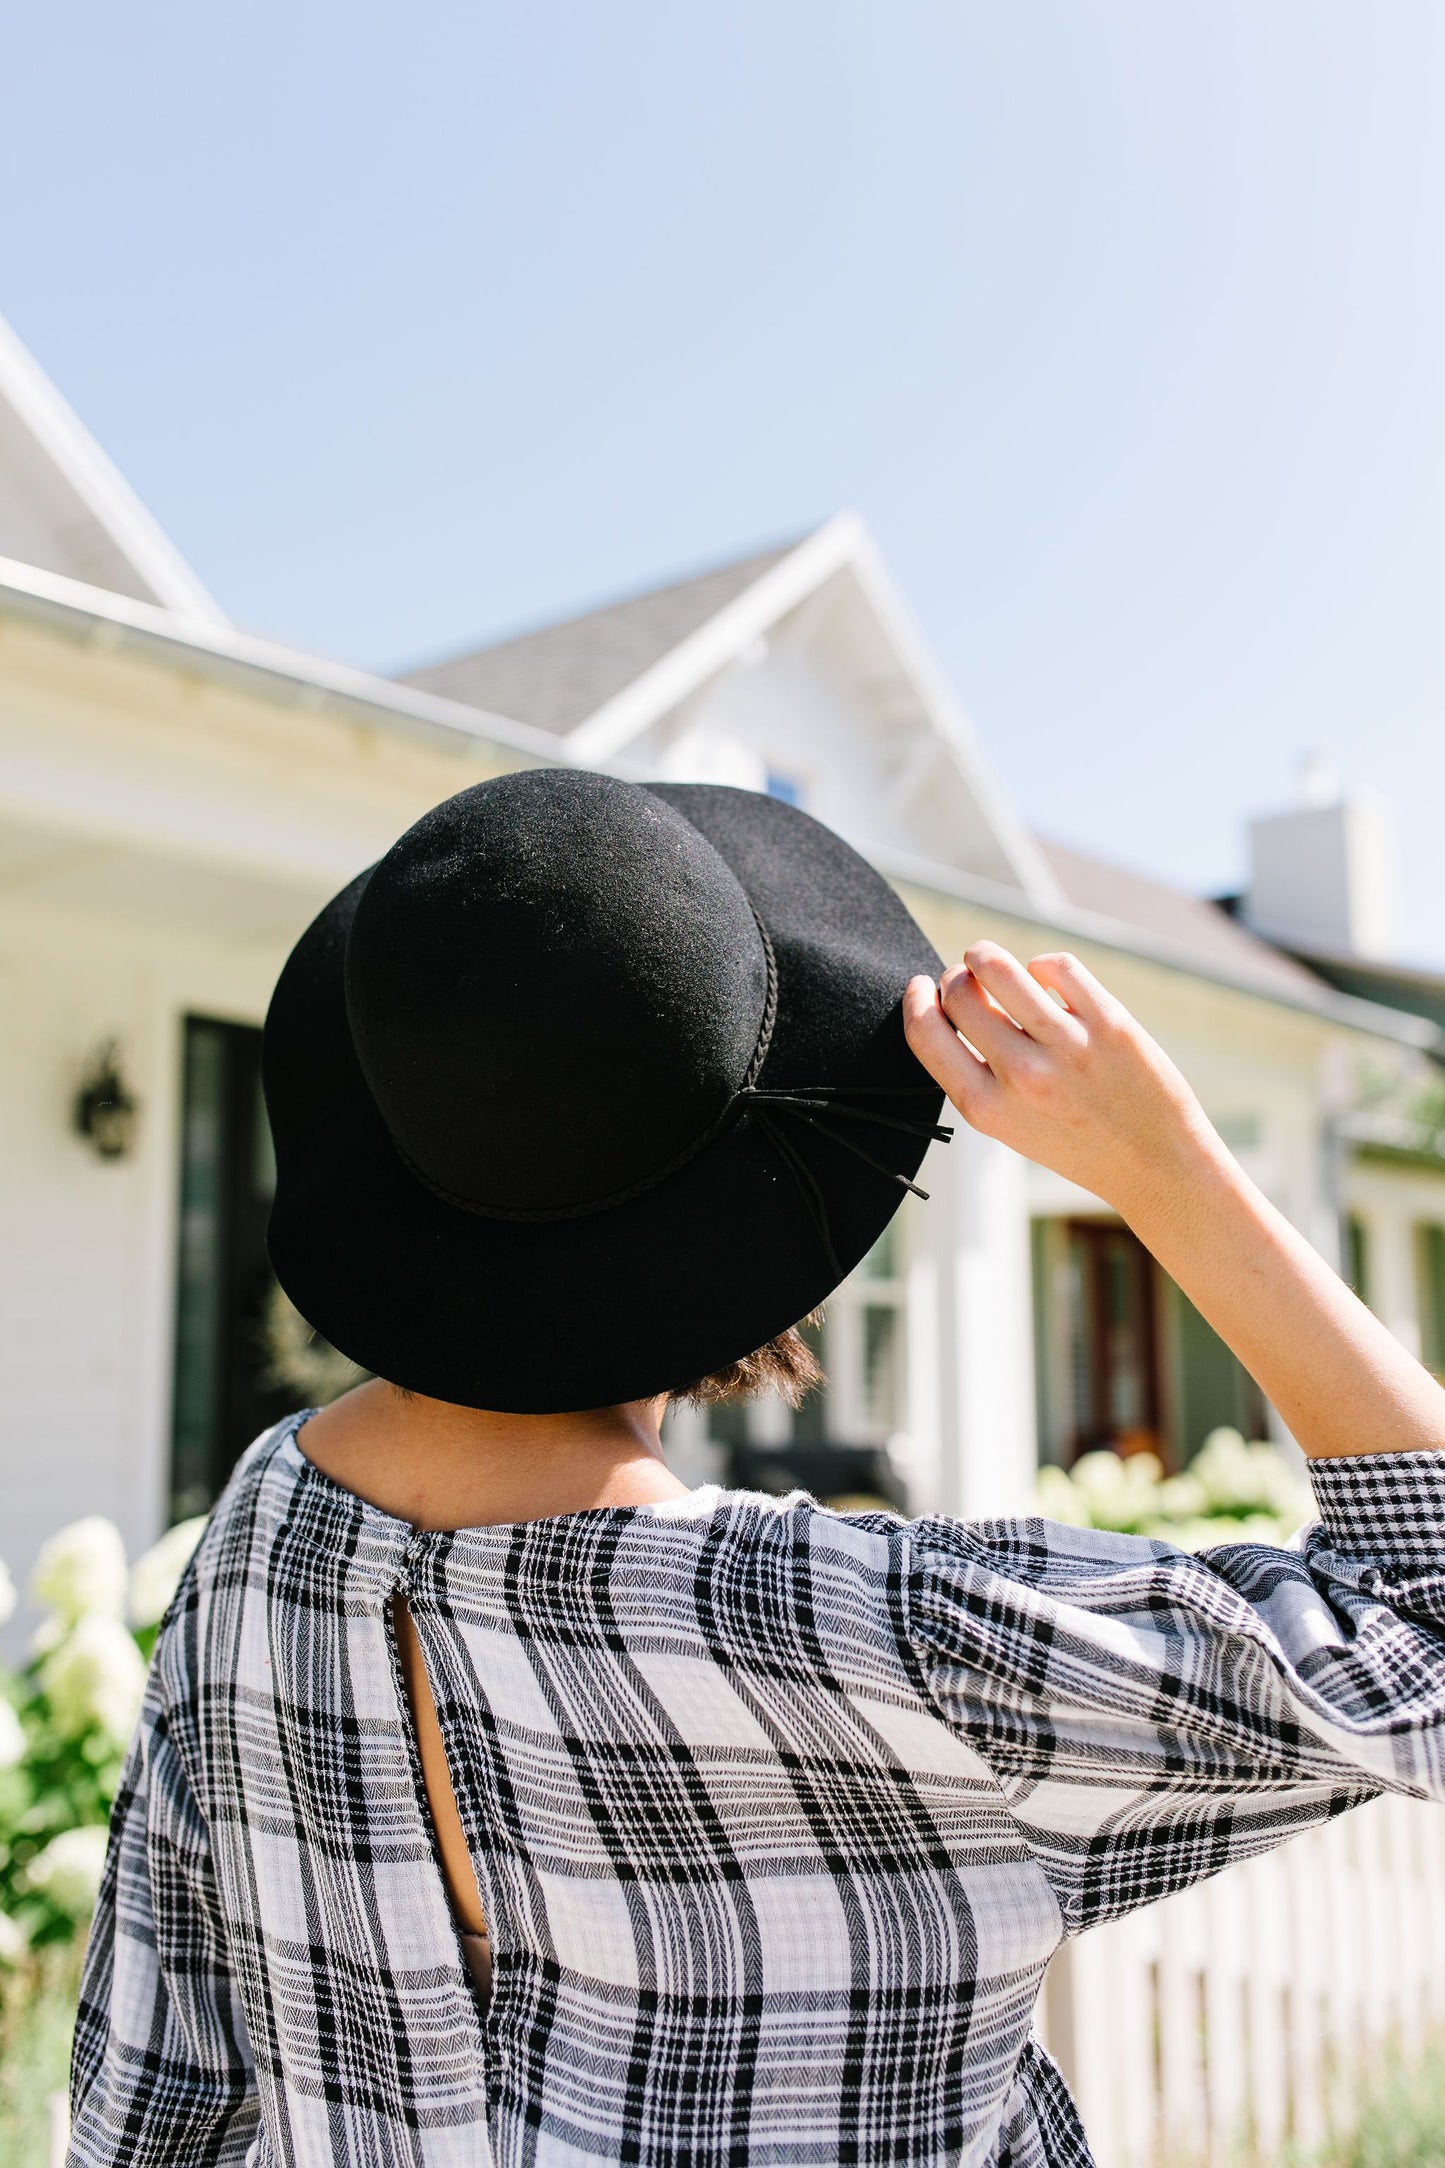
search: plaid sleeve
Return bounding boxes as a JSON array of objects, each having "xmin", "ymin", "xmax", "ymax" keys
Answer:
[
  {"xmin": 68, "ymin": 1673, "xmax": 258, "ymax": 2167},
  {"xmin": 904, "ymin": 1451, "xmax": 1445, "ymax": 1934}
]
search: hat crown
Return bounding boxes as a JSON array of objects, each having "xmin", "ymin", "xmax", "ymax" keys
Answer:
[{"xmin": 343, "ymin": 771, "xmax": 771, "ymax": 1215}]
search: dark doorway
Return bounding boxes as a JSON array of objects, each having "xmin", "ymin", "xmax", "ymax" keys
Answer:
[
  {"xmin": 1065, "ymin": 1220, "xmax": 1161, "ymax": 1461},
  {"xmin": 170, "ymin": 1017, "xmax": 295, "ymax": 1518}
]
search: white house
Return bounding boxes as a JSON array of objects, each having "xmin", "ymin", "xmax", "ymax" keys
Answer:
[{"xmin": 2, "ymin": 312, "xmax": 1444, "ymax": 1625}]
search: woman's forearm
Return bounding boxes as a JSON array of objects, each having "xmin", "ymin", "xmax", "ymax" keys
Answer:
[
  {"xmin": 902, "ymin": 942, "xmax": 1445, "ymax": 1463},
  {"xmin": 1110, "ymin": 1127, "xmax": 1445, "ymax": 1461}
]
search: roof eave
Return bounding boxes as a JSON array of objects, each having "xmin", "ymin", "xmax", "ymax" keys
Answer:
[
  {"xmin": 0, "ymin": 554, "xmax": 578, "ymax": 770},
  {"xmin": 0, "ymin": 315, "xmax": 228, "ymax": 626},
  {"xmin": 562, "ymin": 515, "xmax": 867, "ymax": 764},
  {"xmin": 4, "ymin": 556, "xmax": 1436, "ymax": 1056},
  {"xmin": 562, "ymin": 513, "xmax": 1067, "ymax": 915},
  {"xmin": 871, "ymin": 841, "xmax": 1442, "ymax": 1050}
]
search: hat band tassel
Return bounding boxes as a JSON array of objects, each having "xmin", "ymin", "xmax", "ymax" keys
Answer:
[{"xmin": 739, "ymin": 1084, "xmax": 952, "ymax": 1279}]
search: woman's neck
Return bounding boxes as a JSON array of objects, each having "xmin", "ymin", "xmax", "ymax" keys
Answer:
[{"xmin": 296, "ymin": 1378, "xmax": 690, "ymax": 1532}]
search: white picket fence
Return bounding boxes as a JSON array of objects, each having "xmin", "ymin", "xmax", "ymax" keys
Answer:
[{"xmin": 1037, "ymin": 1792, "xmax": 1445, "ymax": 2167}]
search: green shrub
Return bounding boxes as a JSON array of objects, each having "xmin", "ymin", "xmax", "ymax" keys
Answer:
[
  {"xmin": 0, "ymin": 1515, "xmax": 205, "ymax": 1960},
  {"xmin": 0, "ymin": 1942, "xmax": 82, "ymax": 2167},
  {"xmin": 1309, "ymin": 2045, "xmax": 1445, "ymax": 2168}
]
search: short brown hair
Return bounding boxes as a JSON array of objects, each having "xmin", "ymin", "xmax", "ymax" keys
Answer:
[
  {"xmin": 670, "ymin": 1316, "xmax": 824, "ymax": 1410},
  {"xmin": 382, "ymin": 1316, "xmax": 826, "ymax": 1414}
]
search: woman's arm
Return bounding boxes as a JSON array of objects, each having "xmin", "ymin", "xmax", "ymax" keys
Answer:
[
  {"xmin": 69, "ymin": 1670, "xmax": 257, "ymax": 2165},
  {"xmin": 903, "ymin": 942, "xmax": 1445, "ymax": 1462}
]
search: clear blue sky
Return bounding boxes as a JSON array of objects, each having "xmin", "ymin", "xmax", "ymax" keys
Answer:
[{"xmin": 4, "ymin": 4, "xmax": 1444, "ymax": 958}]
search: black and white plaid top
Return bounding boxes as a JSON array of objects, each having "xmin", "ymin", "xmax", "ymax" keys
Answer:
[{"xmin": 71, "ymin": 1418, "xmax": 1445, "ymax": 2167}]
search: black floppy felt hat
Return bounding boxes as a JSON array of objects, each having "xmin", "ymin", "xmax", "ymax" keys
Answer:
[{"xmin": 263, "ymin": 769, "xmax": 948, "ymax": 1413}]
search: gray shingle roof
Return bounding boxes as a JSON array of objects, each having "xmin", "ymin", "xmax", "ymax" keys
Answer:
[
  {"xmin": 396, "ymin": 540, "xmax": 1354, "ymax": 1014},
  {"xmin": 394, "ymin": 539, "xmax": 803, "ymax": 736},
  {"xmin": 1037, "ymin": 838, "xmax": 1329, "ymax": 1000}
]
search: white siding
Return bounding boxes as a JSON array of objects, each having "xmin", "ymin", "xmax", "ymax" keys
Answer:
[{"xmin": 0, "ymin": 894, "xmax": 282, "ymax": 1638}]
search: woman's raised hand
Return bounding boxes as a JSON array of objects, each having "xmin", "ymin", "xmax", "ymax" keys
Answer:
[
  {"xmin": 905, "ymin": 941, "xmax": 1445, "ymax": 1461},
  {"xmin": 903, "ymin": 942, "xmax": 1218, "ymax": 1215}
]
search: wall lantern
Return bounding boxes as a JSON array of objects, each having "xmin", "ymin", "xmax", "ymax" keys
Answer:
[{"xmin": 74, "ymin": 1041, "xmax": 140, "ymax": 1161}]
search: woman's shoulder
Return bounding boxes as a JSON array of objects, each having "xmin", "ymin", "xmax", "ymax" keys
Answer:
[
  {"xmin": 623, "ymin": 1482, "xmax": 914, "ymax": 1629},
  {"xmin": 154, "ymin": 1412, "xmax": 384, "ymax": 1641},
  {"xmin": 635, "ymin": 1480, "xmax": 909, "ymax": 1557},
  {"xmin": 202, "ymin": 1410, "xmax": 326, "ymax": 1550}
]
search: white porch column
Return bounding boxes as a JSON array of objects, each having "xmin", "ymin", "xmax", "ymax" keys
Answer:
[{"xmin": 910, "ymin": 1124, "xmax": 1037, "ymax": 1518}]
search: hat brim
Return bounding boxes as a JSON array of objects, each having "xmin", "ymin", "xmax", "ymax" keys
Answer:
[{"xmin": 263, "ymin": 783, "xmax": 945, "ymax": 1413}]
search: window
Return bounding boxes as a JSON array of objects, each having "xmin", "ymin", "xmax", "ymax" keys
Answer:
[
  {"xmin": 859, "ymin": 1219, "xmax": 899, "ymax": 1282},
  {"xmin": 839, "ymin": 1222, "xmax": 908, "ymax": 1443},
  {"xmin": 170, "ymin": 1018, "xmax": 296, "ymax": 1519},
  {"xmin": 1161, "ymin": 1277, "xmax": 1267, "ymax": 1458},
  {"xmin": 1062, "ymin": 1222, "xmax": 1160, "ymax": 1459},
  {"xmin": 1344, "ymin": 1214, "xmax": 1371, "ymax": 1306},
  {"xmin": 1418, "ymin": 1225, "xmax": 1445, "ymax": 1378},
  {"xmin": 861, "ymin": 1306, "xmax": 901, "ymax": 1433},
  {"xmin": 707, "ymin": 1223, "xmax": 909, "ymax": 1506},
  {"xmin": 1031, "ymin": 1216, "xmax": 1267, "ymax": 1471}
]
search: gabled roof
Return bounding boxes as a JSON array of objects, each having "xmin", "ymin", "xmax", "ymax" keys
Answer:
[
  {"xmin": 1, "ymin": 547, "xmax": 1435, "ymax": 1050},
  {"xmin": 0, "ymin": 314, "xmax": 224, "ymax": 623},
  {"xmin": 396, "ymin": 515, "xmax": 1066, "ymax": 910},
  {"xmin": 1038, "ymin": 839, "xmax": 1330, "ymax": 1003},
  {"xmin": 399, "ymin": 540, "xmax": 800, "ymax": 733}
]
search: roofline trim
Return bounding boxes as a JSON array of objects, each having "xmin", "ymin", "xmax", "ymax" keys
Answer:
[
  {"xmin": 841, "ymin": 535, "xmax": 1068, "ymax": 915},
  {"xmin": 563, "ymin": 515, "xmax": 865, "ymax": 762},
  {"xmin": 0, "ymin": 315, "xmax": 228, "ymax": 626},
  {"xmin": 871, "ymin": 840, "xmax": 1442, "ymax": 1049},
  {"xmin": 2, "ymin": 553, "xmax": 1436, "ymax": 1053},
  {"xmin": 0, "ymin": 554, "xmax": 577, "ymax": 769},
  {"xmin": 1277, "ymin": 937, "xmax": 1445, "ymax": 999},
  {"xmin": 562, "ymin": 512, "xmax": 1066, "ymax": 912}
]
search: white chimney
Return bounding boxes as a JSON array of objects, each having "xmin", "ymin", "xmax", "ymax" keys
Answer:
[{"xmin": 1245, "ymin": 777, "xmax": 1398, "ymax": 960}]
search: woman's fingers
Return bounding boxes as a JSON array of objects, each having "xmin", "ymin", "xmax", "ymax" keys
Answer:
[
  {"xmin": 1026, "ymin": 950, "xmax": 1114, "ymax": 1029},
  {"xmin": 910, "ymin": 945, "xmax": 1207, "ymax": 1203},
  {"xmin": 938, "ymin": 961, "xmax": 1028, "ymax": 1070},
  {"xmin": 961, "ymin": 941, "xmax": 1083, "ymax": 1043},
  {"xmin": 906, "ymin": 943, "xmax": 1118, "ymax": 1147},
  {"xmin": 903, "ymin": 976, "xmax": 999, "ymax": 1125}
]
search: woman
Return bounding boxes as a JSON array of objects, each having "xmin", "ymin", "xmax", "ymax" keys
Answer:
[{"xmin": 71, "ymin": 770, "xmax": 1445, "ymax": 2167}]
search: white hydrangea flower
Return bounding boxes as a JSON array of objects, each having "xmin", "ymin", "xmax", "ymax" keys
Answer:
[
  {"xmin": 0, "ymin": 1910, "xmax": 26, "ymax": 1965},
  {"xmin": 30, "ymin": 1517, "xmax": 128, "ymax": 1627},
  {"xmin": 1190, "ymin": 1429, "xmax": 1314, "ymax": 1532},
  {"xmin": 129, "ymin": 1517, "xmax": 208, "ymax": 1631},
  {"xmin": 1192, "ymin": 1428, "xmax": 1264, "ymax": 1509},
  {"xmin": 27, "ymin": 1611, "xmax": 68, "ymax": 1661},
  {"xmin": 25, "ymin": 1825, "xmax": 109, "ymax": 1919},
  {"xmin": 0, "ymin": 1558, "xmax": 16, "ymax": 1628},
  {"xmin": 0, "ymin": 1698, "xmax": 25, "ymax": 1771},
  {"xmin": 1064, "ymin": 1447, "xmax": 1166, "ymax": 1530},
  {"xmin": 40, "ymin": 1613, "xmax": 147, "ymax": 1744},
  {"xmin": 1034, "ymin": 1464, "xmax": 1090, "ymax": 1527},
  {"xmin": 1155, "ymin": 1470, "xmax": 1207, "ymax": 1519}
]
